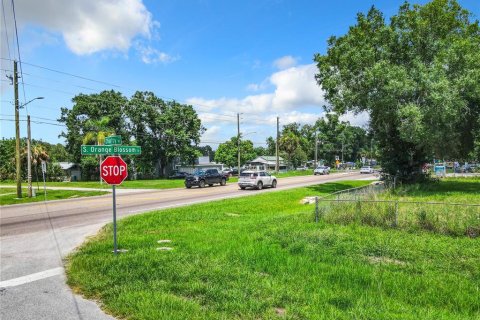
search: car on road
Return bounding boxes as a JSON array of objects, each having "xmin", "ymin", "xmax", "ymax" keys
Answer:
[
  {"xmin": 314, "ymin": 166, "xmax": 330, "ymax": 175},
  {"xmin": 185, "ymin": 168, "xmax": 227, "ymax": 188},
  {"xmin": 360, "ymin": 166, "xmax": 374, "ymax": 174},
  {"xmin": 238, "ymin": 170, "xmax": 277, "ymax": 190}
]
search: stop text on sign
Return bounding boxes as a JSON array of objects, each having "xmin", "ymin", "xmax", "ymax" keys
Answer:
[
  {"xmin": 102, "ymin": 165, "xmax": 126, "ymax": 176},
  {"xmin": 100, "ymin": 156, "xmax": 128, "ymax": 185}
]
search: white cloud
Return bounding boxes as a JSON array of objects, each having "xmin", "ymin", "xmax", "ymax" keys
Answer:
[
  {"xmin": 187, "ymin": 63, "xmax": 325, "ymax": 114},
  {"xmin": 274, "ymin": 111, "xmax": 322, "ymax": 125},
  {"xmin": 136, "ymin": 43, "xmax": 178, "ymax": 64},
  {"xmin": 273, "ymin": 55, "xmax": 298, "ymax": 70},
  {"xmin": 201, "ymin": 125, "xmax": 221, "ymax": 143},
  {"xmin": 13, "ymin": 0, "xmax": 155, "ymax": 55},
  {"xmin": 340, "ymin": 111, "xmax": 370, "ymax": 127}
]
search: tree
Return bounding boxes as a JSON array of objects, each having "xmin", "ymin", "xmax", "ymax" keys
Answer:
[
  {"xmin": 253, "ymin": 146, "xmax": 266, "ymax": 157},
  {"xmin": 279, "ymin": 131, "xmax": 301, "ymax": 167},
  {"xmin": 59, "ymin": 90, "xmax": 128, "ymax": 163},
  {"xmin": 214, "ymin": 136, "xmax": 256, "ymax": 168},
  {"xmin": 82, "ymin": 116, "xmax": 114, "ymax": 146},
  {"xmin": 265, "ymin": 136, "xmax": 276, "ymax": 155},
  {"xmin": 126, "ymin": 91, "xmax": 204, "ymax": 177},
  {"xmin": 315, "ymin": 0, "xmax": 480, "ymax": 181}
]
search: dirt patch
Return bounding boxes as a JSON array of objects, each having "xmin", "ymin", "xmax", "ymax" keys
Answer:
[
  {"xmin": 156, "ymin": 247, "xmax": 173, "ymax": 251},
  {"xmin": 225, "ymin": 213, "xmax": 240, "ymax": 217},
  {"xmin": 366, "ymin": 256, "xmax": 407, "ymax": 266},
  {"xmin": 300, "ymin": 197, "xmax": 317, "ymax": 204},
  {"xmin": 274, "ymin": 307, "xmax": 286, "ymax": 317}
]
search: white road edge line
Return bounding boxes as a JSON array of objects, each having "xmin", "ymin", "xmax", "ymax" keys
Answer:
[{"xmin": 0, "ymin": 267, "xmax": 64, "ymax": 288}]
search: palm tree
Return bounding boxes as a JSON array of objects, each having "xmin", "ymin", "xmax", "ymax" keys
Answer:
[
  {"xmin": 28, "ymin": 144, "xmax": 49, "ymax": 189},
  {"xmin": 82, "ymin": 116, "xmax": 113, "ymax": 146},
  {"xmin": 82, "ymin": 117, "xmax": 114, "ymax": 183}
]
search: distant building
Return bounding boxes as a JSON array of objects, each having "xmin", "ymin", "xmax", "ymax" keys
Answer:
[
  {"xmin": 175, "ymin": 157, "xmax": 225, "ymax": 174},
  {"xmin": 245, "ymin": 156, "xmax": 287, "ymax": 172},
  {"xmin": 57, "ymin": 162, "xmax": 82, "ymax": 181}
]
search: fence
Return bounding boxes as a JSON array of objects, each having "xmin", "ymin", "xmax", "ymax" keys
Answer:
[{"xmin": 313, "ymin": 183, "xmax": 480, "ymax": 238}]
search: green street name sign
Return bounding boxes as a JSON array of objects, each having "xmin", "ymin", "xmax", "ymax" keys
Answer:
[
  {"xmin": 105, "ymin": 135, "xmax": 122, "ymax": 145},
  {"xmin": 81, "ymin": 145, "xmax": 142, "ymax": 155}
]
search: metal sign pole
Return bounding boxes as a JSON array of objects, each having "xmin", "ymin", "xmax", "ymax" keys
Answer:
[
  {"xmin": 42, "ymin": 161, "xmax": 47, "ymax": 200},
  {"xmin": 112, "ymin": 184, "xmax": 117, "ymax": 255}
]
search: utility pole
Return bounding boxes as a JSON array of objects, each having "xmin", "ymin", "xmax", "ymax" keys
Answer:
[
  {"xmin": 314, "ymin": 132, "xmax": 318, "ymax": 168},
  {"xmin": 27, "ymin": 115, "xmax": 32, "ymax": 197},
  {"xmin": 341, "ymin": 139, "xmax": 344, "ymax": 164},
  {"xmin": 237, "ymin": 113, "xmax": 240, "ymax": 174},
  {"xmin": 370, "ymin": 138, "xmax": 373, "ymax": 165},
  {"xmin": 276, "ymin": 116, "xmax": 279, "ymax": 173},
  {"xmin": 14, "ymin": 60, "xmax": 22, "ymax": 198}
]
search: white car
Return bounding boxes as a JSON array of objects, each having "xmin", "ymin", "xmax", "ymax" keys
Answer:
[
  {"xmin": 360, "ymin": 166, "xmax": 374, "ymax": 174},
  {"xmin": 238, "ymin": 170, "xmax": 277, "ymax": 190},
  {"xmin": 314, "ymin": 166, "xmax": 330, "ymax": 175}
]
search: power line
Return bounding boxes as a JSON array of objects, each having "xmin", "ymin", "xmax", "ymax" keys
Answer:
[
  {"xmin": 1, "ymin": 0, "xmax": 11, "ymax": 60},
  {"xmin": 11, "ymin": 0, "xmax": 28, "ymax": 112},
  {"xmin": 0, "ymin": 57, "xmax": 246, "ymax": 116},
  {"xmin": 0, "ymin": 118, "xmax": 66, "ymax": 127}
]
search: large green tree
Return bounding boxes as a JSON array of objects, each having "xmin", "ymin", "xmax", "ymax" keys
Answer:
[
  {"xmin": 126, "ymin": 91, "xmax": 204, "ymax": 177},
  {"xmin": 315, "ymin": 0, "xmax": 480, "ymax": 181},
  {"xmin": 214, "ymin": 136, "xmax": 256, "ymax": 168},
  {"xmin": 59, "ymin": 90, "xmax": 128, "ymax": 162}
]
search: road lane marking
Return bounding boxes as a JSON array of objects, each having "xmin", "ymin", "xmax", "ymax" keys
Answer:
[{"xmin": 0, "ymin": 267, "xmax": 64, "ymax": 288}]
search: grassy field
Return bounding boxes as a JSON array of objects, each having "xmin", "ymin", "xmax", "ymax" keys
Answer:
[
  {"xmin": 0, "ymin": 170, "xmax": 326, "ymax": 190},
  {"xmin": 0, "ymin": 188, "xmax": 108, "ymax": 206},
  {"xmin": 67, "ymin": 179, "xmax": 479, "ymax": 319},
  {"xmin": 322, "ymin": 177, "xmax": 480, "ymax": 237}
]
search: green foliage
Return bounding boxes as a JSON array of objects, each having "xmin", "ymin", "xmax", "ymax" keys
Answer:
[
  {"xmin": 59, "ymin": 90, "xmax": 205, "ymax": 179},
  {"xmin": 0, "ymin": 138, "xmax": 70, "ymax": 181},
  {"xmin": 315, "ymin": 0, "xmax": 480, "ymax": 181},
  {"xmin": 81, "ymin": 156, "xmax": 99, "ymax": 181},
  {"xmin": 67, "ymin": 180, "xmax": 479, "ymax": 319},
  {"xmin": 59, "ymin": 90, "xmax": 128, "ymax": 162},
  {"xmin": 214, "ymin": 136, "xmax": 256, "ymax": 168},
  {"xmin": 265, "ymin": 136, "xmax": 276, "ymax": 155},
  {"xmin": 46, "ymin": 163, "xmax": 64, "ymax": 182}
]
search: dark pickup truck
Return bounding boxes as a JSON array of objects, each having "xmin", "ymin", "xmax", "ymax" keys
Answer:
[{"xmin": 185, "ymin": 168, "xmax": 228, "ymax": 188}]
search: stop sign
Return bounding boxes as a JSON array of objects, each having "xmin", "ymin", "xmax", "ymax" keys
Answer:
[{"xmin": 101, "ymin": 156, "xmax": 128, "ymax": 185}]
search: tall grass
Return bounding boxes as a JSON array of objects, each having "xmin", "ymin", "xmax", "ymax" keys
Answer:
[{"xmin": 319, "ymin": 178, "xmax": 480, "ymax": 237}]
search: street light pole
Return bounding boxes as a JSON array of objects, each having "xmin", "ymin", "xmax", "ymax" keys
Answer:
[
  {"xmin": 276, "ymin": 116, "xmax": 279, "ymax": 173},
  {"xmin": 314, "ymin": 132, "xmax": 318, "ymax": 168},
  {"xmin": 24, "ymin": 97, "xmax": 45, "ymax": 197},
  {"xmin": 237, "ymin": 113, "xmax": 241, "ymax": 174}
]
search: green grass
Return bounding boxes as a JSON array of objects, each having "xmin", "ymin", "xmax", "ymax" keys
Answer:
[
  {"xmin": 0, "ymin": 188, "xmax": 108, "ymax": 205},
  {"xmin": 321, "ymin": 178, "xmax": 480, "ymax": 237},
  {"xmin": 67, "ymin": 179, "xmax": 479, "ymax": 319}
]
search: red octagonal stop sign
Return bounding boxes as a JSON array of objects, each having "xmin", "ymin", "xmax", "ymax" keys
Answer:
[{"xmin": 101, "ymin": 156, "xmax": 128, "ymax": 185}]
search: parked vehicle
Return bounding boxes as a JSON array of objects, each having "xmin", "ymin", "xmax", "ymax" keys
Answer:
[
  {"xmin": 238, "ymin": 170, "xmax": 277, "ymax": 190},
  {"xmin": 222, "ymin": 169, "xmax": 233, "ymax": 177},
  {"xmin": 185, "ymin": 168, "xmax": 227, "ymax": 188},
  {"xmin": 168, "ymin": 171, "xmax": 190, "ymax": 179},
  {"xmin": 360, "ymin": 166, "xmax": 374, "ymax": 174},
  {"xmin": 296, "ymin": 166, "xmax": 308, "ymax": 171},
  {"xmin": 314, "ymin": 166, "xmax": 330, "ymax": 175}
]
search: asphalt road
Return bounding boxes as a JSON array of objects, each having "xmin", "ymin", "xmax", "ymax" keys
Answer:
[{"xmin": 0, "ymin": 172, "xmax": 365, "ymax": 320}]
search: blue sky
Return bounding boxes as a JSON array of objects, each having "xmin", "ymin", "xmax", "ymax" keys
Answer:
[{"xmin": 1, "ymin": 0, "xmax": 479, "ymax": 149}]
